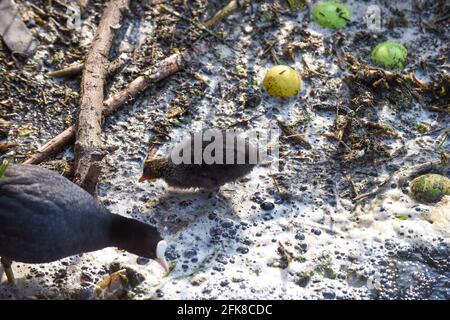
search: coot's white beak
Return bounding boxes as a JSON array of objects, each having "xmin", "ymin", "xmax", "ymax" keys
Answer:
[
  {"xmin": 156, "ymin": 240, "xmax": 170, "ymax": 272},
  {"xmin": 157, "ymin": 257, "xmax": 170, "ymax": 272}
]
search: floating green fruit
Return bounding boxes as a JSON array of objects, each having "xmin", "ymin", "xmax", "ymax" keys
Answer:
[
  {"xmin": 371, "ymin": 41, "xmax": 408, "ymax": 69},
  {"xmin": 409, "ymin": 173, "xmax": 450, "ymax": 204},
  {"xmin": 312, "ymin": 2, "xmax": 351, "ymax": 29},
  {"xmin": 263, "ymin": 65, "xmax": 302, "ymax": 97}
]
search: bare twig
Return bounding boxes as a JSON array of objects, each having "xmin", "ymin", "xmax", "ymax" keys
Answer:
[
  {"xmin": 0, "ymin": 142, "xmax": 18, "ymax": 153},
  {"xmin": 203, "ymin": 0, "xmax": 242, "ymax": 28},
  {"xmin": 74, "ymin": 0, "xmax": 129, "ymax": 193},
  {"xmin": 160, "ymin": 4, "xmax": 223, "ymax": 42},
  {"xmin": 102, "ymin": 51, "xmax": 193, "ymax": 118},
  {"xmin": 48, "ymin": 54, "xmax": 129, "ymax": 78},
  {"xmin": 429, "ymin": 106, "xmax": 450, "ymax": 114},
  {"xmin": 48, "ymin": 63, "xmax": 84, "ymax": 78},
  {"xmin": 301, "ymin": 56, "xmax": 325, "ymax": 77},
  {"xmin": 276, "ymin": 118, "xmax": 311, "ymax": 149},
  {"xmin": 321, "ymin": 132, "xmax": 352, "ymax": 152}
]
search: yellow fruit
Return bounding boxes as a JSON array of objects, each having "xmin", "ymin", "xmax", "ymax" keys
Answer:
[{"xmin": 263, "ymin": 65, "xmax": 302, "ymax": 97}]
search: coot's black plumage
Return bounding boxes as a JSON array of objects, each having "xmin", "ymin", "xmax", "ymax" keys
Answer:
[
  {"xmin": 0, "ymin": 164, "xmax": 168, "ymax": 284},
  {"xmin": 140, "ymin": 131, "xmax": 259, "ymax": 189}
]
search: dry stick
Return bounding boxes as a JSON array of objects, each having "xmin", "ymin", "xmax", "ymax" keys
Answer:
[
  {"xmin": 48, "ymin": 54, "xmax": 129, "ymax": 78},
  {"xmin": 159, "ymin": 4, "xmax": 223, "ymax": 42},
  {"xmin": 24, "ymin": 0, "xmax": 244, "ymax": 166},
  {"xmin": 76, "ymin": 0, "xmax": 130, "ymax": 193},
  {"xmin": 203, "ymin": 0, "xmax": 241, "ymax": 28},
  {"xmin": 48, "ymin": 63, "xmax": 84, "ymax": 78},
  {"xmin": 24, "ymin": 51, "xmax": 193, "ymax": 166},
  {"xmin": 429, "ymin": 106, "xmax": 450, "ymax": 114}
]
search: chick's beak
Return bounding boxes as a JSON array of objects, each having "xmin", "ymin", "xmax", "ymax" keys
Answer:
[{"xmin": 157, "ymin": 257, "xmax": 170, "ymax": 272}]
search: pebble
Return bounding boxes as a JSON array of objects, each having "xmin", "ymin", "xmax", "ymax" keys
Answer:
[
  {"xmin": 220, "ymin": 280, "xmax": 230, "ymax": 287},
  {"xmin": 221, "ymin": 220, "xmax": 234, "ymax": 228},
  {"xmin": 156, "ymin": 289, "xmax": 164, "ymax": 298},
  {"xmin": 261, "ymin": 201, "xmax": 275, "ymax": 211},
  {"xmin": 136, "ymin": 257, "xmax": 149, "ymax": 265},
  {"xmin": 295, "ymin": 233, "xmax": 305, "ymax": 241},
  {"xmin": 183, "ymin": 249, "xmax": 197, "ymax": 259},
  {"xmin": 236, "ymin": 246, "xmax": 249, "ymax": 254}
]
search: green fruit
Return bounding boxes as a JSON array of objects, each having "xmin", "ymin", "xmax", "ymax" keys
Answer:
[
  {"xmin": 263, "ymin": 65, "xmax": 302, "ymax": 97},
  {"xmin": 371, "ymin": 41, "xmax": 408, "ymax": 69},
  {"xmin": 409, "ymin": 173, "xmax": 450, "ymax": 204},
  {"xmin": 312, "ymin": 2, "xmax": 351, "ymax": 29}
]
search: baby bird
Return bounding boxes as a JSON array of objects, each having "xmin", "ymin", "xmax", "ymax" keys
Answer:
[
  {"xmin": 0, "ymin": 164, "xmax": 169, "ymax": 285},
  {"xmin": 140, "ymin": 130, "xmax": 260, "ymax": 190}
]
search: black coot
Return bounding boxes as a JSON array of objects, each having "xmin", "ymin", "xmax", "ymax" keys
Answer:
[{"xmin": 0, "ymin": 164, "xmax": 169, "ymax": 285}]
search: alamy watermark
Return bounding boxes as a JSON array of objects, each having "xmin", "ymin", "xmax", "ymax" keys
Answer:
[
  {"xmin": 168, "ymin": 129, "xmax": 280, "ymax": 170},
  {"xmin": 65, "ymin": 4, "xmax": 81, "ymax": 30}
]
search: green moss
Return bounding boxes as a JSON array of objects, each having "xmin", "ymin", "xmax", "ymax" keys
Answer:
[
  {"xmin": 286, "ymin": 0, "xmax": 306, "ymax": 10},
  {"xmin": 409, "ymin": 173, "xmax": 450, "ymax": 203},
  {"xmin": 416, "ymin": 123, "xmax": 430, "ymax": 134},
  {"xmin": 312, "ymin": 2, "xmax": 351, "ymax": 29},
  {"xmin": 371, "ymin": 41, "xmax": 408, "ymax": 69},
  {"xmin": 0, "ymin": 159, "xmax": 8, "ymax": 180}
]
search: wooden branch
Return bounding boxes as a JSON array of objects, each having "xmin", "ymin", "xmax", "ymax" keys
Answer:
[
  {"xmin": 24, "ymin": 126, "xmax": 76, "ymax": 165},
  {"xmin": 73, "ymin": 0, "xmax": 129, "ymax": 193},
  {"xmin": 0, "ymin": 142, "xmax": 18, "ymax": 153},
  {"xmin": 102, "ymin": 51, "xmax": 192, "ymax": 117},
  {"xmin": 23, "ymin": 51, "xmax": 193, "ymax": 166}
]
